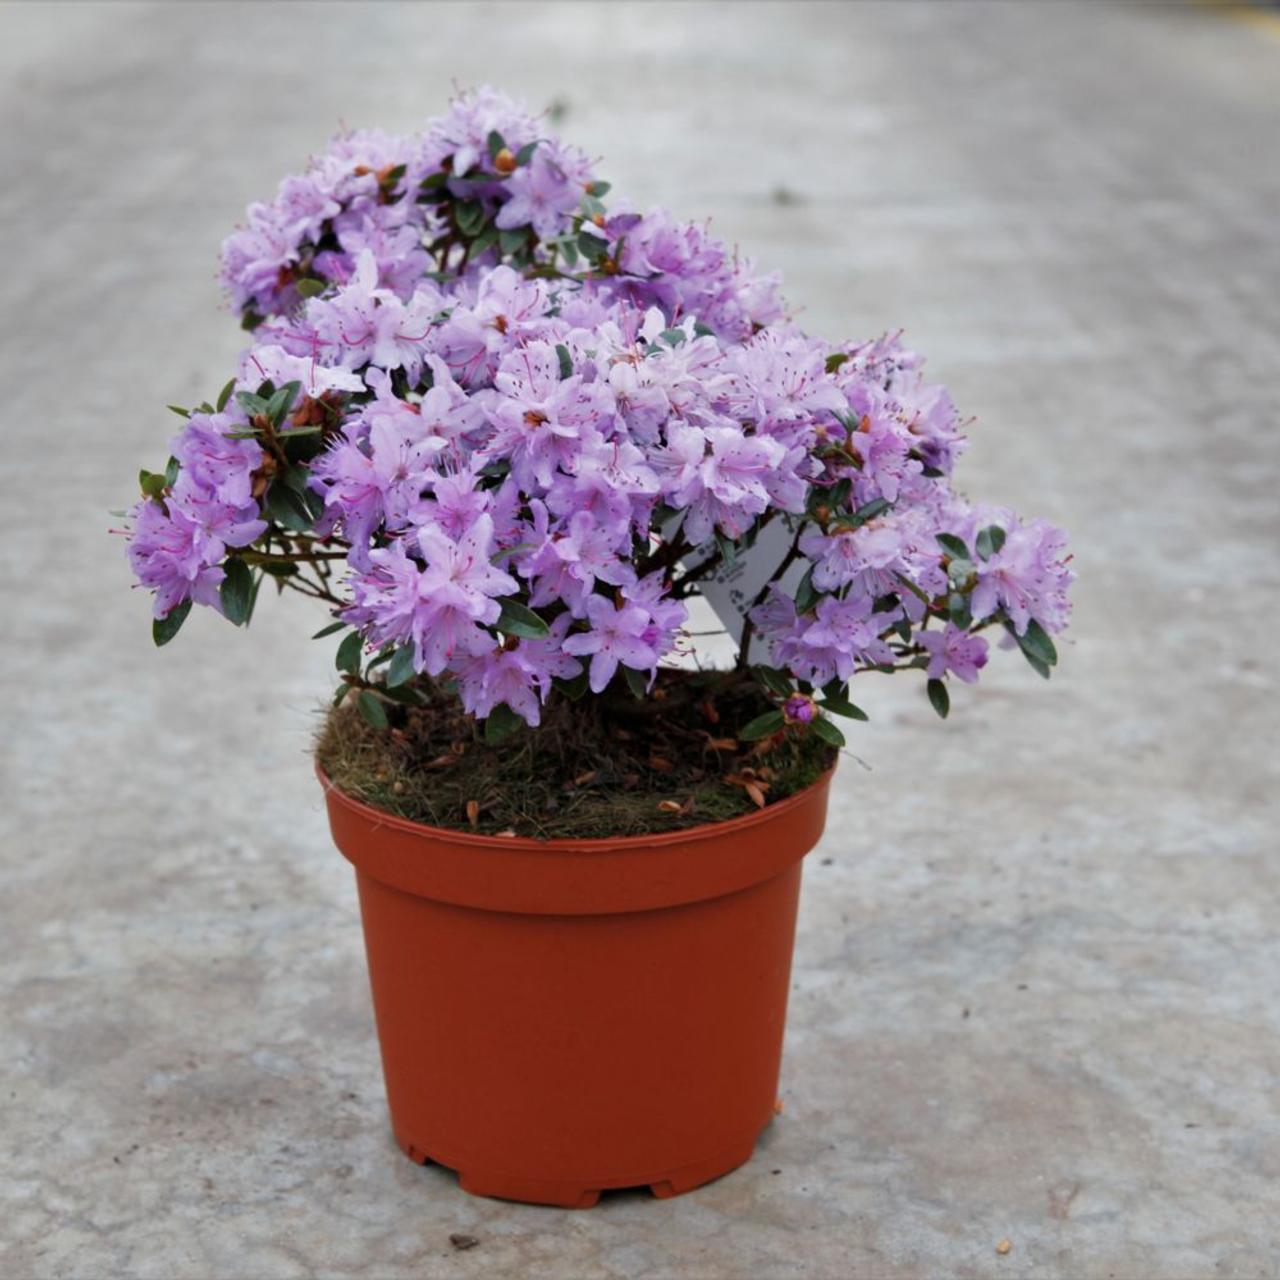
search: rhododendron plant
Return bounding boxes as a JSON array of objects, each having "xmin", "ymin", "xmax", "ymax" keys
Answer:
[{"xmin": 124, "ymin": 87, "xmax": 1073, "ymax": 747}]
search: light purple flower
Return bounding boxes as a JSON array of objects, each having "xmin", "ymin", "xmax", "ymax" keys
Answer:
[
  {"xmin": 455, "ymin": 615, "xmax": 582, "ymax": 726},
  {"xmin": 918, "ymin": 625, "xmax": 989, "ymax": 683},
  {"xmin": 495, "ymin": 143, "xmax": 587, "ymax": 241},
  {"xmin": 131, "ymin": 86, "xmax": 1073, "ymax": 729},
  {"xmin": 126, "ymin": 499, "xmax": 226, "ymax": 619},
  {"xmin": 969, "ymin": 518, "xmax": 1074, "ymax": 636},
  {"xmin": 562, "ymin": 595, "xmax": 661, "ymax": 693},
  {"xmin": 344, "ymin": 514, "xmax": 517, "ymax": 674}
]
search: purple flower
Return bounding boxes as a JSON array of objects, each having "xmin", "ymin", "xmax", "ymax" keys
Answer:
[
  {"xmin": 562, "ymin": 595, "xmax": 661, "ymax": 693},
  {"xmin": 126, "ymin": 499, "xmax": 226, "ymax": 619},
  {"xmin": 969, "ymin": 517, "xmax": 1074, "ymax": 636},
  {"xmin": 170, "ymin": 412, "xmax": 263, "ymax": 510},
  {"xmin": 420, "ymin": 86, "xmax": 541, "ymax": 182},
  {"xmin": 495, "ymin": 143, "xmax": 587, "ymax": 241},
  {"xmin": 455, "ymin": 616, "xmax": 582, "ymax": 726},
  {"xmin": 344, "ymin": 514, "xmax": 517, "ymax": 675},
  {"xmin": 239, "ymin": 344, "xmax": 365, "ymax": 400},
  {"xmin": 783, "ymin": 694, "xmax": 817, "ymax": 724},
  {"xmin": 623, "ymin": 571, "xmax": 689, "ymax": 654},
  {"xmin": 550, "ymin": 512, "xmax": 635, "ymax": 604},
  {"xmin": 658, "ymin": 423, "xmax": 786, "ymax": 544},
  {"xmin": 132, "ymin": 85, "xmax": 1073, "ymax": 729},
  {"xmin": 484, "ymin": 342, "xmax": 615, "ymax": 489},
  {"xmin": 725, "ymin": 330, "xmax": 846, "ymax": 442},
  {"xmin": 918, "ymin": 625, "xmax": 989, "ymax": 683},
  {"xmin": 773, "ymin": 594, "xmax": 895, "ymax": 687}
]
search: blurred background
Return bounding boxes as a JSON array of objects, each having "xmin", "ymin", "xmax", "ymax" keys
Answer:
[{"xmin": 2, "ymin": 3, "xmax": 1278, "ymax": 1277}]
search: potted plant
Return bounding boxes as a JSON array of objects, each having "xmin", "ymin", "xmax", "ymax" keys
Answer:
[{"xmin": 122, "ymin": 87, "xmax": 1073, "ymax": 1208}]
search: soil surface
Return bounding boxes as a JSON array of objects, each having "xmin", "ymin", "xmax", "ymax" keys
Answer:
[{"xmin": 316, "ymin": 669, "xmax": 836, "ymax": 838}]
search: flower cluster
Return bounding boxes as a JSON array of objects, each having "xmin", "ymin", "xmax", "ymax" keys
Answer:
[{"xmin": 126, "ymin": 87, "xmax": 1072, "ymax": 741}]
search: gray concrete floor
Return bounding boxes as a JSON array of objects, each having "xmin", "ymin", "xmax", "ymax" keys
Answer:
[{"xmin": 2, "ymin": 2, "xmax": 1279, "ymax": 1277}]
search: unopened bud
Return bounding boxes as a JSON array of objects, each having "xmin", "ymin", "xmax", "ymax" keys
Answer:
[
  {"xmin": 783, "ymin": 694, "xmax": 818, "ymax": 725},
  {"xmin": 494, "ymin": 147, "xmax": 517, "ymax": 175}
]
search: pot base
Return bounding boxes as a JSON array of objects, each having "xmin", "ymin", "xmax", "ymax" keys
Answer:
[{"xmin": 395, "ymin": 1127, "xmax": 763, "ymax": 1209}]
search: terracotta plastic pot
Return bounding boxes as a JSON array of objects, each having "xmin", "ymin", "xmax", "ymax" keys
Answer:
[{"xmin": 320, "ymin": 766, "xmax": 833, "ymax": 1208}]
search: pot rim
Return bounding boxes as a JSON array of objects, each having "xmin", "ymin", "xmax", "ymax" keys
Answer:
[{"xmin": 316, "ymin": 762, "xmax": 835, "ymax": 855}]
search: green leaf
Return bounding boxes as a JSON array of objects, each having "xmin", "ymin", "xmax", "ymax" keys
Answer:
[
  {"xmin": 715, "ymin": 530, "xmax": 737, "ymax": 568},
  {"xmin": 514, "ymin": 140, "xmax": 539, "ymax": 166},
  {"xmin": 499, "ymin": 227, "xmax": 529, "ymax": 254},
  {"xmin": 576, "ymin": 229, "xmax": 606, "ymax": 262},
  {"xmin": 622, "ymin": 665, "xmax": 648, "ymax": 699},
  {"xmin": 739, "ymin": 710, "xmax": 786, "ymax": 741},
  {"xmin": 975, "ymin": 524, "xmax": 1007, "ymax": 561},
  {"xmin": 164, "ymin": 456, "xmax": 180, "ymax": 487},
  {"xmin": 819, "ymin": 696, "xmax": 868, "ymax": 721},
  {"xmin": 811, "ymin": 716, "xmax": 847, "ymax": 748},
  {"xmin": 496, "ymin": 599, "xmax": 550, "ymax": 639},
  {"xmin": 825, "ymin": 352, "xmax": 850, "ymax": 373},
  {"xmin": 484, "ymin": 702, "xmax": 524, "ymax": 745},
  {"xmin": 357, "ymin": 690, "xmax": 388, "ymax": 729},
  {"xmin": 487, "ymin": 129, "xmax": 506, "ymax": 160},
  {"xmin": 587, "ymin": 180, "xmax": 611, "ymax": 197},
  {"xmin": 927, "ymin": 678, "xmax": 950, "ymax": 719},
  {"xmin": 219, "ymin": 557, "xmax": 254, "ymax": 626},
  {"xmin": 166, "ymin": 404, "xmax": 190, "ymax": 418},
  {"xmin": 215, "ymin": 378, "xmax": 236, "ymax": 412},
  {"xmin": 470, "ymin": 223, "xmax": 499, "ymax": 256},
  {"xmin": 235, "ymin": 390, "xmax": 270, "ymax": 417},
  {"xmin": 793, "ymin": 566, "xmax": 819, "ymax": 614},
  {"xmin": 264, "ymin": 483, "xmax": 312, "ymax": 532},
  {"xmin": 851, "ymin": 496, "xmax": 890, "ymax": 526},
  {"xmin": 380, "ymin": 683, "xmax": 426, "ymax": 706},
  {"xmin": 936, "ymin": 533, "xmax": 970, "ymax": 561},
  {"xmin": 281, "ymin": 464, "xmax": 311, "ymax": 495},
  {"xmin": 296, "ymin": 278, "xmax": 326, "ymax": 299},
  {"xmin": 1022, "ymin": 650, "xmax": 1052, "ymax": 680},
  {"xmin": 555, "ymin": 343, "xmax": 573, "ymax": 380},
  {"xmin": 1017, "ymin": 618, "xmax": 1059, "ymax": 668},
  {"xmin": 385, "ymin": 645, "xmax": 417, "ymax": 689},
  {"xmin": 312, "ymin": 620, "xmax": 346, "ymax": 639},
  {"xmin": 265, "ymin": 380, "xmax": 301, "ymax": 426},
  {"xmin": 755, "ymin": 666, "xmax": 793, "ymax": 698},
  {"xmin": 139, "ymin": 469, "xmax": 167, "ymax": 499},
  {"xmin": 658, "ymin": 328, "xmax": 687, "ymax": 347},
  {"xmin": 455, "ymin": 199, "xmax": 486, "ymax": 237},
  {"xmin": 152, "ymin": 599, "xmax": 191, "ymax": 647},
  {"xmin": 948, "ymin": 591, "xmax": 972, "ymax": 629},
  {"xmin": 553, "ymin": 667, "xmax": 589, "ymax": 700},
  {"xmin": 335, "ymin": 630, "xmax": 363, "ymax": 674}
]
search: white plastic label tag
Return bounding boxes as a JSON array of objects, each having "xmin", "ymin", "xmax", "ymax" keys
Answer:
[{"xmin": 687, "ymin": 519, "xmax": 806, "ymax": 651}]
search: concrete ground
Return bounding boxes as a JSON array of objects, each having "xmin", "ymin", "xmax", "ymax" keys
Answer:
[{"xmin": 2, "ymin": 2, "xmax": 1278, "ymax": 1277}]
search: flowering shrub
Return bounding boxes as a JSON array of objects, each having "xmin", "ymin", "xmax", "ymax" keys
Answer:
[{"xmin": 125, "ymin": 87, "xmax": 1073, "ymax": 748}]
